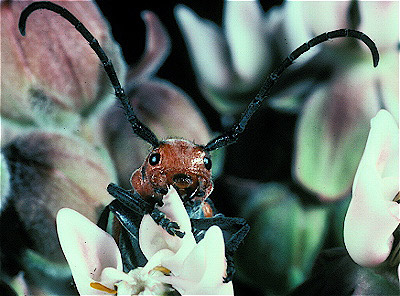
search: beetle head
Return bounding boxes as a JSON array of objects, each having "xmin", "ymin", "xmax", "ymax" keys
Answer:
[{"xmin": 131, "ymin": 139, "xmax": 213, "ymax": 203}]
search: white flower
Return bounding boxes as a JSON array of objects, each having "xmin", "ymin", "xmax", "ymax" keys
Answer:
[
  {"xmin": 344, "ymin": 109, "xmax": 399, "ymax": 267},
  {"xmin": 56, "ymin": 187, "xmax": 233, "ymax": 295},
  {"xmin": 174, "ymin": 0, "xmax": 312, "ymax": 114},
  {"xmin": 286, "ymin": 0, "xmax": 399, "ymax": 121},
  {"xmin": 174, "ymin": 0, "xmax": 311, "ymax": 90}
]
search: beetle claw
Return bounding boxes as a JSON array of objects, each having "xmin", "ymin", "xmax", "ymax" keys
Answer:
[
  {"xmin": 175, "ymin": 230, "xmax": 185, "ymax": 238},
  {"xmin": 223, "ymin": 254, "xmax": 235, "ymax": 283},
  {"xmin": 166, "ymin": 221, "xmax": 185, "ymax": 238}
]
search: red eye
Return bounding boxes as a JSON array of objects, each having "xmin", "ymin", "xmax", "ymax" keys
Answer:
[
  {"xmin": 204, "ymin": 156, "xmax": 212, "ymax": 170},
  {"xmin": 149, "ymin": 153, "xmax": 160, "ymax": 166}
]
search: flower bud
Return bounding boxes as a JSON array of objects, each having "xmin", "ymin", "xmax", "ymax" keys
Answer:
[
  {"xmin": 293, "ymin": 62, "xmax": 380, "ymax": 200},
  {"xmin": 1, "ymin": 0, "xmax": 126, "ymax": 127},
  {"xmin": 175, "ymin": 1, "xmax": 272, "ymax": 114},
  {"xmin": 2, "ymin": 131, "xmax": 115, "ymax": 262},
  {"xmin": 288, "ymin": 1, "xmax": 398, "ymax": 53},
  {"xmin": 236, "ymin": 182, "xmax": 328, "ymax": 294},
  {"xmin": 377, "ymin": 51, "xmax": 399, "ymax": 123},
  {"xmin": 125, "ymin": 10, "xmax": 170, "ymax": 85},
  {"xmin": 357, "ymin": 1, "xmax": 399, "ymax": 51}
]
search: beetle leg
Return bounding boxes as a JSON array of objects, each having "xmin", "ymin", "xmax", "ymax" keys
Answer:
[
  {"xmin": 97, "ymin": 204, "xmax": 111, "ymax": 231},
  {"xmin": 190, "ymin": 215, "xmax": 250, "ymax": 282},
  {"xmin": 150, "ymin": 208, "xmax": 185, "ymax": 238},
  {"xmin": 107, "ymin": 183, "xmax": 154, "ymax": 214},
  {"xmin": 193, "ymin": 178, "xmax": 206, "ymax": 199},
  {"xmin": 107, "ymin": 183, "xmax": 184, "ymax": 238}
]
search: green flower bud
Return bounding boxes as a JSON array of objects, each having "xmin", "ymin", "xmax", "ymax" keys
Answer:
[
  {"xmin": 236, "ymin": 182, "xmax": 328, "ymax": 294},
  {"xmin": 293, "ymin": 63, "xmax": 380, "ymax": 200}
]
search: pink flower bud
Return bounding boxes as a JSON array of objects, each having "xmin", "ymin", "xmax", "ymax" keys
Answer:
[
  {"xmin": 1, "ymin": 0, "xmax": 126, "ymax": 124},
  {"xmin": 2, "ymin": 131, "xmax": 114, "ymax": 261}
]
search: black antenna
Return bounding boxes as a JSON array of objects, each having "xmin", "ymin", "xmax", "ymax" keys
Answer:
[
  {"xmin": 19, "ymin": 1, "xmax": 160, "ymax": 147},
  {"xmin": 204, "ymin": 29, "xmax": 379, "ymax": 151}
]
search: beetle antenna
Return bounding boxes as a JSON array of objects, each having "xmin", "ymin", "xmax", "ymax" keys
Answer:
[
  {"xmin": 204, "ymin": 29, "xmax": 379, "ymax": 151},
  {"xmin": 19, "ymin": 1, "xmax": 160, "ymax": 147}
]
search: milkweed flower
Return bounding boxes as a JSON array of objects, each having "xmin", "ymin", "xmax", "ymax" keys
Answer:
[
  {"xmin": 293, "ymin": 62, "xmax": 380, "ymax": 200},
  {"xmin": 288, "ymin": 0, "xmax": 399, "ymax": 121},
  {"xmin": 175, "ymin": 0, "xmax": 397, "ymax": 202},
  {"xmin": 292, "ymin": 0, "xmax": 398, "ymax": 200},
  {"xmin": 175, "ymin": 0, "xmax": 313, "ymax": 114},
  {"xmin": 57, "ymin": 187, "xmax": 233, "ymax": 295},
  {"xmin": 1, "ymin": 131, "xmax": 115, "ymax": 262},
  {"xmin": 1, "ymin": 0, "xmax": 126, "ymax": 129},
  {"xmin": 344, "ymin": 109, "xmax": 399, "ymax": 268}
]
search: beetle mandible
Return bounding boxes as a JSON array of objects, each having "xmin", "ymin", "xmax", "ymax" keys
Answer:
[{"xmin": 19, "ymin": 0, "xmax": 379, "ymax": 283}]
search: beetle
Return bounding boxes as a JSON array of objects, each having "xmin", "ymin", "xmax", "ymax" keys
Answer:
[{"xmin": 19, "ymin": 1, "xmax": 379, "ymax": 283}]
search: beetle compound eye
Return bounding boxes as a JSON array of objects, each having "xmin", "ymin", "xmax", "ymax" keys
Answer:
[
  {"xmin": 204, "ymin": 157, "xmax": 212, "ymax": 170},
  {"xmin": 149, "ymin": 153, "xmax": 160, "ymax": 166}
]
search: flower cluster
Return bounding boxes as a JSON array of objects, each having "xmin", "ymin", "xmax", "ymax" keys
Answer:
[
  {"xmin": 176, "ymin": 0, "xmax": 398, "ymax": 201},
  {"xmin": 57, "ymin": 188, "xmax": 232, "ymax": 295},
  {"xmin": 1, "ymin": 0, "xmax": 398, "ymax": 295},
  {"xmin": 175, "ymin": 0, "xmax": 398, "ymax": 293}
]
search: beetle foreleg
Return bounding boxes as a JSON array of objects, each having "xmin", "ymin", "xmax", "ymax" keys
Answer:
[
  {"xmin": 150, "ymin": 208, "xmax": 185, "ymax": 238},
  {"xmin": 97, "ymin": 204, "xmax": 111, "ymax": 231},
  {"xmin": 107, "ymin": 183, "xmax": 153, "ymax": 214},
  {"xmin": 107, "ymin": 183, "xmax": 185, "ymax": 238}
]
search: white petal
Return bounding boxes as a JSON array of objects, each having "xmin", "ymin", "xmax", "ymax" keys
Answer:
[
  {"xmin": 158, "ymin": 187, "xmax": 192, "ymax": 234},
  {"xmin": 190, "ymin": 226, "xmax": 232, "ymax": 294},
  {"xmin": 175, "ymin": 5, "xmax": 233, "ymax": 89},
  {"xmin": 358, "ymin": 1, "xmax": 399, "ymax": 50},
  {"xmin": 100, "ymin": 267, "xmax": 132, "ymax": 288},
  {"xmin": 162, "ymin": 226, "xmax": 233, "ymax": 295},
  {"xmin": 290, "ymin": 1, "xmax": 349, "ymax": 36},
  {"xmin": 357, "ymin": 110, "xmax": 399, "ymax": 179},
  {"xmin": 141, "ymin": 249, "xmax": 175, "ymax": 275},
  {"xmin": 281, "ymin": 1, "xmax": 315, "ymax": 64},
  {"xmin": 344, "ymin": 110, "xmax": 400, "ymax": 267},
  {"xmin": 139, "ymin": 187, "xmax": 195, "ymax": 259},
  {"xmin": 199, "ymin": 226, "xmax": 226, "ymax": 285},
  {"xmin": 56, "ymin": 208, "xmax": 122, "ymax": 295},
  {"xmin": 223, "ymin": 0, "xmax": 270, "ymax": 82},
  {"xmin": 161, "ymin": 232, "xmax": 197, "ymax": 276}
]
